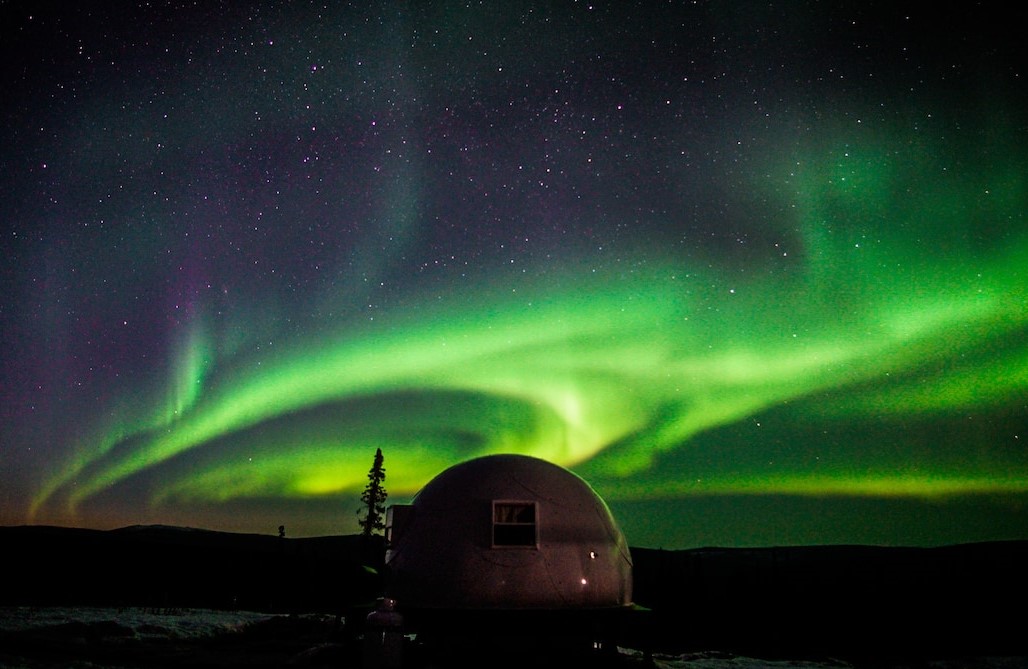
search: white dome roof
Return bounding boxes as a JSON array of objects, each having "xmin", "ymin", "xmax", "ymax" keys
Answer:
[{"xmin": 385, "ymin": 454, "xmax": 633, "ymax": 610}]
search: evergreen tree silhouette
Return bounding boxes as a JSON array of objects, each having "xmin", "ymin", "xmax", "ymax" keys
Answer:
[{"xmin": 359, "ymin": 448, "xmax": 387, "ymax": 537}]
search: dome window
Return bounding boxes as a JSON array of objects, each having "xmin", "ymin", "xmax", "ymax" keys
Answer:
[{"xmin": 492, "ymin": 500, "xmax": 537, "ymax": 547}]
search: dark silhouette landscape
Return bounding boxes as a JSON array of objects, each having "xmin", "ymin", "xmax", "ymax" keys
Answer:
[{"xmin": 1, "ymin": 525, "xmax": 1026, "ymax": 668}]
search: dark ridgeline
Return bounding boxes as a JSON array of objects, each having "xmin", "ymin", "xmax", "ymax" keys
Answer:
[
  {"xmin": 629, "ymin": 541, "xmax": 1028, "ymax": 660},
  {"xmin": 0, "ymin": 525, "xmax": 384, "ymax": 613},
  {"xmin": 1, "ymin": 525, "xmax": 1026, "ymax": 660}
]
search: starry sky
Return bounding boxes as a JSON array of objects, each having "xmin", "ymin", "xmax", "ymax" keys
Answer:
[{"xmin": 2, "ymin": 1, "xmax": 1026, "ymax": 549}]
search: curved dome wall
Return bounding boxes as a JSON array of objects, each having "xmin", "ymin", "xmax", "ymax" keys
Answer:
[{"xmin": 384, "ymin": 454, "xmax": 633, "ymax": 610}]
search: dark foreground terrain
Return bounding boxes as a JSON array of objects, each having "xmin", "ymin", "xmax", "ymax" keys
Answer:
[{"xmin": 1, "ymin": 525, "xmax": 1025, "ymax": 668}]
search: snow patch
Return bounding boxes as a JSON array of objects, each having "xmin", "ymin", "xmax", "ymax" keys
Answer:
[{"xmin": 0, "ymin": 606, "xmax": 278, "ymax": 640}]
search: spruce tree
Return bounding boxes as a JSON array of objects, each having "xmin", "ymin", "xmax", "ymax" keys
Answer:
[{"xmin": 359, "ymin": 447, "xmax": 387, "ymax": 537}]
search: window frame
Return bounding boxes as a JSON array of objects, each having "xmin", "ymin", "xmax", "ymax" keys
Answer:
[{"xmin": 491, "ymin": 500, "xmax": 539, "ymax": 549}]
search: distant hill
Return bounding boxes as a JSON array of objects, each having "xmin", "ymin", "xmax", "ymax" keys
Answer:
[
  {"xmin": 3, "ymin": 525, "xmax": 1025, "ymax": 659},
  {"xmin": 630, "ymin": 540, "xmax": 1028, "ymax": 659},
  {"xmin": 0, "ymin": 525, "xmax": 384, "ymax": 613}
]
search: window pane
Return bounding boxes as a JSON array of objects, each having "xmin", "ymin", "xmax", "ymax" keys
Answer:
[
  {"xmin": 494, "ymin": 502, "xmax": 534, "ymax": 523},
  {"xmin": 492, "ymin": 502, "xmax": 537, "ymax": 547}
]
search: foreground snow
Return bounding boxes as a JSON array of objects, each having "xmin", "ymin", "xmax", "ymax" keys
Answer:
[
  {"xmin": 623, "ymin": 647, "xmax": 1028, "ymax": 669},
  {"xmin": 1, "ymin": 607, "xmax": 1024, "ymax": 669},
  {"xmin": 0, "ymin": 606, "xmax": 340, "ymax": 668},
  {"xmin": 0, "ymin": 606, "xmax": 277, "ymax": 640}
]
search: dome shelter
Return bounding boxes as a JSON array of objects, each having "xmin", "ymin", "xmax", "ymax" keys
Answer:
[{"xmin": 384, "ymin": 454, "xmax": 633, "ymax": 611}]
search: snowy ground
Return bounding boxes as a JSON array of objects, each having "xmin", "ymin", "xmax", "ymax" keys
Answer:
[
  {"xmin": 0, "ymin": 606, "xmax": 276, "ymax": 639},
  {"xmin": 1, "ymin": 607, "xmax": 1024, "ymax": 669},
  {"xmin": 621, "ymin": 648, "xmax": 1028, "ymax": 669},
  {"xmin": 0, "ymin": 606, "xmax": 346, "ymax": 668}
]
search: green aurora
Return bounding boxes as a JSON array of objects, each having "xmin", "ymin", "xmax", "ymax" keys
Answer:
[{"xmin": 29, "ymin": 125, "xmax": 1028, "ymax": 540}]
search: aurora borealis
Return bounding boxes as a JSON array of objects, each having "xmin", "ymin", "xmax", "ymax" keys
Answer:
[{"xmin": 2, "ymin": 2, "xmax": 1025, "ymax": 548}]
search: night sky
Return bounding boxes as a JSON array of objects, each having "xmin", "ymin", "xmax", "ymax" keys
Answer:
[{"xmin": 2, "ymin": 2, "xmax": 1026, "ymax": 549}]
